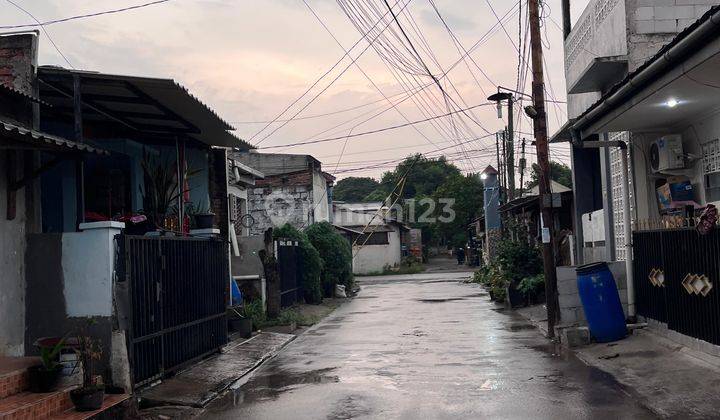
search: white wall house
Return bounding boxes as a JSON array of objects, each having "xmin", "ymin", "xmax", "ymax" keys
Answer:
[
  {"xmin": 333, "ymin": 202, "xmax": 405, "ymax": 275},
  {"xmin": 555, "ymin": 0, "xmax": 720, "ymax": 265}
]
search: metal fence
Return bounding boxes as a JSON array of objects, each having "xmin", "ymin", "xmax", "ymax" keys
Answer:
[
  {"xmin": 117, "ymin": 235, "xmax": 229, "ymax": 387},
  {"xmin": 276, "ymin": 239, "xmax": 300, "ymax": 307},
  {"xmin": 633, "ymin": 228, "xmax": 720, "ymax": 345}
]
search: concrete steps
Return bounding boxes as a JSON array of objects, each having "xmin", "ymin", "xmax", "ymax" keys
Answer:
[{"xmin": 0, "ymin": 357, "xmax": 130, "ymax": 419}]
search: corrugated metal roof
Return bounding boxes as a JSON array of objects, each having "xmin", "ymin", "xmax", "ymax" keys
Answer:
[
  {"xmin": 0, "ymin": 83, "xmax": 49, "ymax": 106},
  {"xmin": 0, "ymin": 119, "xmax": 108, "ymax": 155},
  {"xmin": 38, "ymin": 66, "xmax": 252, "ymax": 149}
]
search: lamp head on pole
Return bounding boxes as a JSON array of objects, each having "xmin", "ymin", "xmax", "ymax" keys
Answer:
[{"xmin": 487, "ymin": 91, "xmax": 513, "ymax": 120}]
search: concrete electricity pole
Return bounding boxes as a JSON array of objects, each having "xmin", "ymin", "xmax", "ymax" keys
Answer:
[{"xmin": 528, "ymin": 0, "xmax": 560, "ymax": 338}]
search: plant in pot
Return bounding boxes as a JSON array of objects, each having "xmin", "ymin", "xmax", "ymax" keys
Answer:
[
  {"xmin": 188, "ymin": 200, "xmax": 215, "ymax": 230},
  {"xmin": 227, "ymin": 306, "xmax": 253, "ymax": 338},
  {"xmin": 70, "ymin": 333, "xmax": 104, "ymax": 411},
  {"xmin": 28, "ymin": 336, "xmax": 66, "ymax": 393},
  {"xmin": 139, "ymin": 149, "xmax": 200, "ymax": 231}
]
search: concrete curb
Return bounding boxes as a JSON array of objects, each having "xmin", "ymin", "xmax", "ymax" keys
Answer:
[{"xmin": 140, "ymin": 332, "xmax": 296, "ymax": 409}]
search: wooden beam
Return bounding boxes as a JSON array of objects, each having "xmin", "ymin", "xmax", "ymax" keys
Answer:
[
  {"xmin": 6, "ymin": 150, "xmax": 16, "ymax": 220},
  {"xmin": 9, "ymin": 156, "xmax": 66, "ymax": 192},
  {"xmin": 123, "ymin": 83, "xmax": 200, "ymax": 133},
  {"xmin": 39, "ymin": 78, "xmax": 140, "ymax": 132},
  {"xmin": 74, "ymin": 75, "xmax": 85, "ymax": 228}
]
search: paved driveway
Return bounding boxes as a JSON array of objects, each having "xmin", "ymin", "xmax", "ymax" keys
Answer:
[{"xmin": 205, "ymin": 272, "xmax": 655, "ymax": 419}]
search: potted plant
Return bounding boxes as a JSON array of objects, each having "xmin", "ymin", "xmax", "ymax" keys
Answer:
[
  {"xmin": 70, "ymin": 333, "xmax": 104, "ymax": 411},
  {"xmin": 28, "ymin": 336, "xmax": 66, "ymax": 393},
  {"xmin": 189, "ymin": 201, "xmax": 215, "ymax": 229},
  {"xmin": 227, "ymin": 306, "xmax": 252, "ymax": 338},
  {"xmin": 140, "ymin": 149, "xmax": 201, "ymax": 230}
]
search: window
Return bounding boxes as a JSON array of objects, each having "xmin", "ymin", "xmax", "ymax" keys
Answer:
[
  {"xmin": 609, "ymin": 132, "xmax": 634, "ymax": 261},
  {"xmin": 703, "ymin": 139, "xmax": 720, "ymax": 203},
  {"xmin": 354, "ymin": 232, "xmax": 389, "ymax": 245}
]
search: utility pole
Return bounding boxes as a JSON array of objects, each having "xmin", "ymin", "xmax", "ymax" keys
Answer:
[
  {"xmin": 519, "ymin": 138, "xmax": 527, "ymax": 192},
  {"xmin": 500, "ymin": 131, "xmax": 507, "ymax": 203},
  {"xmin": 529, "ymin": 0, "xmax": 559, "ymax": 338},
  {"xmin": 506, "ymin": 97, "xmax": 515, "ymax": 200}
]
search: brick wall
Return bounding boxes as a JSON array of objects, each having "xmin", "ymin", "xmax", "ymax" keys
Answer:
[
  {"xmin": 255, "ymin": 170, "xmax": 313, "ymax": 188},
  {"xmin": 248, "ymin": 171, "xmax": 315, "ymax": 235},
  {"xmin": 0, "ymin": 33, "xmax": 36, "ymax": 95}
]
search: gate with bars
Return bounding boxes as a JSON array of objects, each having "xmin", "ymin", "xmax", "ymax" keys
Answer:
[
  {"xmin": 117, "ymin": 235, "xmax": 229, "ymax": 387},
  {"xmin": 276, "ymin": 239, "xmax": 300, "ymax": 307}
]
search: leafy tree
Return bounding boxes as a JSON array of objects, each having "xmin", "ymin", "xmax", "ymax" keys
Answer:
[
  {"xmin": 273, "ymin": 224, "xmax": 323, "ymax": 304},
  {"xmin": 370, "ymin": 154, "xmax": 462, "ymax": 200},
  {"xmin": 305, "ymin": 221, "xmax": 353, "ymax": 296},
  {"xmin": 526, "ymin": 161, "xmax": 573, "ymax": 190},
  {"xmin": 333, "ymin": 177, "xmax": 380, "ymax": 202},
  {"xmin": 431, "ymin": 173, "xmax": 484, "ymax": 247}
]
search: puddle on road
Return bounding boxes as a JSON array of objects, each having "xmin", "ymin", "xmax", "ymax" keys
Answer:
[
  {"xmin": 416, "ymin": 297, "xmax": 466, "ymax": 303},
  {"xmin": 501, "ymin": 324, "xmax": 537, "ymax": 332},
  {"xmin": 218, "ymin": 367, "xmax": 340, "ymax": 407},
  {"xmin": 316, "ymin": 324, "xmax": 342, "ymax": 330}
]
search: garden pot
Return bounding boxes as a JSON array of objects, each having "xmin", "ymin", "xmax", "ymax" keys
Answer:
[
  {"xmin": 28, "ymin": 365, "xmax": 63, "ymax": 393},
  {"xmin": 70, "ymin": 386, "xmax": 105, "ymax": 411},
  {"xmin": 229, "ymin": 318, "xmax": 253, "ymax": 338},
  {"xmin": 194, "ymin": 214, "xmax": 215, "ymax": 229}
]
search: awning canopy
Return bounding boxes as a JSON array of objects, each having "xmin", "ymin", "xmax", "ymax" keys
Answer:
[
  {"xmin": 37, "ymin": 67, "xmax": 251, "ymax": 149},
  {"xmin": 0, "ymin": 119, "xmax": 108, "ymax": 155}
]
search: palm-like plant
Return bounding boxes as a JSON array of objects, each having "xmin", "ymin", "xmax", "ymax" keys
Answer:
[{"xmin": 139, "ymin": 149, "xmax": 201, "ymax": 228}]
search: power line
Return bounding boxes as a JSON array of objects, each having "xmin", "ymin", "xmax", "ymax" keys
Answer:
[
  {"xmin": 251, "ymin": 0, "xmax": 412, "ymax": 145},
  {"xmin": 258, "ymin": 102, "xmax": 495, "ymax": 149},
  {"xmin": 0, "ymin": 0, "xmax": 172, "ymax": 29},
  {"xmin": 273, "ymin": 1, "xmax": 519, "ymax": 153},
  {"xmin": 5, "ymin": 0, "xmax": 74, "ymax": 68}
]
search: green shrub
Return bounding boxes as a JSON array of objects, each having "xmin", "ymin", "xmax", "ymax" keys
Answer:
[
  {"xmin": 495, "ymin": 239, "xmax": 542, "ymax": 284},
  {"xmin": 242, "ymin": 299, "xmax": 266, "ymax": 330},
  {"xmin": 518, "ymin": 274, "xmax": 545, "ymax": 298},
  {"xmin": 305, "ymin": 221, "xmax": 353, "ymax": 296},
  {"xmin": 474, "ymin": 238, "xmax": 542, "ymax": 304},
  {"xmin": 274, "ymin": 224, "xmax": 323, "ymax": 304}
]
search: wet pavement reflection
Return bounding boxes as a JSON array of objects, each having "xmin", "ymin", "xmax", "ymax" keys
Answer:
[{"xmin": 205, "ymin": 273, "xmax": 656, "ymax": 419}]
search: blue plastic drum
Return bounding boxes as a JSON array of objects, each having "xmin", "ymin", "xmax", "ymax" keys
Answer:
[{"xmin": 576, "ymin": 262, "xmax": 627, "ymax": 342}]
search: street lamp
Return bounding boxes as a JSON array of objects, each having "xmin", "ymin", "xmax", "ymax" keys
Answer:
[{"xmin": 488, "ymin": 89, "xmax": 516, "ymax": 200}]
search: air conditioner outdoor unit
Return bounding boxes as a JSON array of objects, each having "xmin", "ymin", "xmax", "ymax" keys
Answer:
[{"xmin": 650, "ymin": 135, "xmax": 684, "ymax": 172}]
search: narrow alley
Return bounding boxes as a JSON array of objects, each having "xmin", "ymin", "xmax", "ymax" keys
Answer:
[{"xmin": 204, "ymin": 273, "xmax": 655, "ymax": 419}]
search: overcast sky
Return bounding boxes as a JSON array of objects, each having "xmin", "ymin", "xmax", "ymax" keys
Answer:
[{"xmin": 4, "ymin": 0, "xmax": 591, "ymax": 180}]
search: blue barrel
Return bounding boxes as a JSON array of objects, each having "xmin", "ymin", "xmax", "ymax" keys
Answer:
[{"xmin": 576, "ymin": 262, "xmax": 627, "ymax": 342}]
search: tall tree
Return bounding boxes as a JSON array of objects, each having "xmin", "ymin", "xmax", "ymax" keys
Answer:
[
  {"xmin": 368, "ymin": 154, "xmax": 462, "ymax": 200},
  {"xmin": 526, "ymin": 161, "xmax": 572, "ymax": 190},
  {"xmin": 333, "ymin": 177, "xmax": 380, "ymax": 202}
]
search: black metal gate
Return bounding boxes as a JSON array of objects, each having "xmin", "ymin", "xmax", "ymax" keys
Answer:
[
  {"xmin": 276, "ymin": 239, "xmax": 300, "ymax": 307},
  {"xmin": 634, "ymin": 228, "xmax": 720, "ymax": 345},
  {"xmin": 117, "ymin": 235, "xmax": 229, "ymax": 387}
]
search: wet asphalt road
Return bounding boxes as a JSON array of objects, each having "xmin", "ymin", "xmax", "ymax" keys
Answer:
[{"xmin": 205, "ymin": 271, "xmax": 656, "ymax": 419}]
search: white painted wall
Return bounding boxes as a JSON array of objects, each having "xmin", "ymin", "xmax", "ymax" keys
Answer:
[
  {"xmin": 352, "ymin": 227, "xmax": 402, "ymax": 275},
  {"xmin": 0, "ymin": 150, "xmax": 26, "ymax": 356},
  {"xmin": 312, "ymin": 170, "xmax": 330, "ymax": 224},
  {"xmin": 630, "ymin": 108, "xmax": 720, "ymax": 221},
  {"xmin": 62, "ymin": 222, "xmax": 123, "ymax": 317}
]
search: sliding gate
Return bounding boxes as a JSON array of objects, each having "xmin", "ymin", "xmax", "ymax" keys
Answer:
[{"xmin": 117, "ymin": 235, "xmax": 229, "ymax": 387}]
